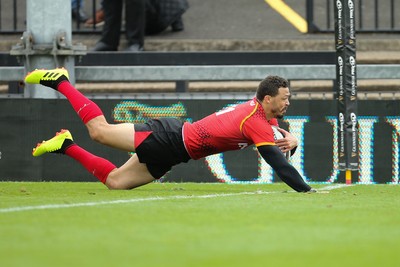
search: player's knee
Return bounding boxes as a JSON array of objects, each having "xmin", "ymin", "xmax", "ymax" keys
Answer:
[
  {"xmin": 88, "ymin": 124, "xmax": 109, "ymax": 145},
  {"xmin": 88, "ymin": 129, "xmax": 104, "ymax": 144},
  {"xmin": 105, "ymin": 177, "xmax": 129, "ymax": 190},
  {"xmin": 86, "ymin": 120, "xmax": 109, "ymax": 144}
]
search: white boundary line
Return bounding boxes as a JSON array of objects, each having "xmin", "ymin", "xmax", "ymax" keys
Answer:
[
  {"xmin": 318, "ymin": 184, "xmax": 350, "ymax": 191},
  {"xmin": 0, "ymin": 184, "xmax": 350, "ymax": 214}
]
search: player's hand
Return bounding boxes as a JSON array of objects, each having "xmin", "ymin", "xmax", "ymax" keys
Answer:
[{"xmin": 274, "ymin": 128, "xmax": 298, "ymax": 153}]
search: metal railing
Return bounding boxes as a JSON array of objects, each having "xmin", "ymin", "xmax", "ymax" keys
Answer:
[
  {"xmin": 306, "ymin": 0, "xmax": 400, "ymax": 33},
  {"xmin": 0, "ymin": 0, "xmax": 103, "ymax": 34},
  {"xmin": 1, "ymin": 0, "xmax": 400, "ymax": 34},
  {"xmin": 1, "ymin": 51, "xmax": 400, "ymax": 88}
]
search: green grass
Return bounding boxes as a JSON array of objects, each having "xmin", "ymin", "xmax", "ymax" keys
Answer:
[{"xmin": 1, "ymin": 182, "xmax": 400, "ymax": 267}]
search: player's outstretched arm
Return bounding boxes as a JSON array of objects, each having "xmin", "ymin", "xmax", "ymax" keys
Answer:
[{"xmin": 257, "ymin": 145, "xmax": 312, "ymax": 192}]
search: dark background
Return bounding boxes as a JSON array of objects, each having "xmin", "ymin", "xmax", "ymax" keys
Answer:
[{"xmin": 0, "ymin": 99, "xmax": 398, "ymax": 184}]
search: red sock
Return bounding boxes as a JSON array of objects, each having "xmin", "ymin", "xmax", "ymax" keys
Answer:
[
  {"xmin": 65, "ymin": 144, "xmax": 116, "ymax": 184},
  {"xmin": 57, "ymin": 81, "xmax": 103, "ymax": 124}
]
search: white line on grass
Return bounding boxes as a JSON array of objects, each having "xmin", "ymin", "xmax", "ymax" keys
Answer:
[
  {"xmin": 318, "ymin": 183, "xmax": 350, "ymax": 191},
  {"xmin": 0, "ymin": 184, "xmax": 350, "ymax": 214}
]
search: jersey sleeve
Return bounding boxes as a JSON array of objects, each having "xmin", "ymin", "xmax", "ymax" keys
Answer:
[{"xmin": 241, "ymin": 120, "xmax": 276, "ymax": 147}]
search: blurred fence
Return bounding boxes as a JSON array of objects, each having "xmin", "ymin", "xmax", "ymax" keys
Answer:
[
  {"xmin": 1, "ymin": 0, "xmax": 400, "ymax": 33},
  {"xmin": 306, "ymin": 0, "xmax": 400, "ymax": 33},
  {"xmin": 0, "ymin": 0, "xmax": 102, "ymax": 34}
]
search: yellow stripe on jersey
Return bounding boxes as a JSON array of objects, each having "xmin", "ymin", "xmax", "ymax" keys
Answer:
[
  {"xmin": 239, "ymin": 101, "xmax": 259, "ymax": 133},
  {"xmin": 256, "ymin": 142, "xmax": 276, "ymax": 147}
]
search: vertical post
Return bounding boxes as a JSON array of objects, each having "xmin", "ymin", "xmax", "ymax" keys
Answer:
[
  {"xmin": 326, "ymin": 0, "xmax": 331, "ymax": 30},
  {"xmin": 359, "ymin": 0, "xmax": 363, "ymax": 30},
  {"xmin": 305, "ymin": 0, "xmax": 313, "ymax": 32},
  {"xmin": 305, "ymin": 0, "xmax": 320, "ymax": 33},
  {"xmin": 390, "ymin": 0, "xmax": 395, "ymax": 29},
  {"xmin": 374, "ymin": 0, "xmax": 379, "ymax": 29},
  {"xmin": 334, "ymin": 0, "xmax": 358, "ymax": 184},
  {"xmin": 175, "ymin": 81, "xmax": 189, "ymax": 92},
  {"xmin": 13, "ymin": 0, "xmax": 18, "ymax": 31},
  {"xmin": 25, "ymin": 0, "xmax": 75, "ymax": 98}
]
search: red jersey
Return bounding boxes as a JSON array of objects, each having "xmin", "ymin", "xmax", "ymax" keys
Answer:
[{"xmin": 182, "ymin": 98, "xmax": 279, "ymax": 160}]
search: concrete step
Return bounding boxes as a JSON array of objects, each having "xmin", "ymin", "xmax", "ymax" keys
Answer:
[{"xmin": 2, "ymin": 34, "xmax": 400, "ymax": 64}]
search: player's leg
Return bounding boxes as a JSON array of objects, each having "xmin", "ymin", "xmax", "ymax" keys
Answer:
[
  {"xmin": 105, "ymin": 153, "xmax": 155, "ymax": 189},
  {"xmin": 26, "ymin": 69, "xmax": 157, "ymax": 188},
  {"xmin": 32, "ymin": 129, "xmax": 155, "ymax": 189},
  {"xmin": 84, "ymin": 115, "xmax": 136, "ymax": 152},
  {"xmin": 24, "ymin": 68, "xmax": 135, "ymax": 151},
  {"xmin": 66, "ymin": 144, "xmax": 154, "ymax": 189},
  {"xmin": 24, "ymin": 68, "xmax": 102, "ymax": 124}
]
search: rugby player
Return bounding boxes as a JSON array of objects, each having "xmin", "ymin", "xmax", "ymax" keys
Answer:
[{"xmin": 25, "ymin": 68, "xmax": 314, "ymax": 192}]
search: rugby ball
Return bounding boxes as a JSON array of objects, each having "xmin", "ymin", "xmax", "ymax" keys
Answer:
[{"xmin": 271, "ymin": 126, "xmax": 291, "ymax": 160}]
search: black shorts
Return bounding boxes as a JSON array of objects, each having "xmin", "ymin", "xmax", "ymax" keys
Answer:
[{"xmin": 134, "ymin": 118, "xmax": 191, "ymax": 179}]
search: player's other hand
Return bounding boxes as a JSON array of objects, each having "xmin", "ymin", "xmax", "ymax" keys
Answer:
[{"xmin": 274, "ymin": 128, "xmax": 298, "ymax": 153}]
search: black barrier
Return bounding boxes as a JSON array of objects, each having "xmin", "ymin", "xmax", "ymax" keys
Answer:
[{"xmin": 0, "ymin": 99, "xmax": 399, "ymax": 184}]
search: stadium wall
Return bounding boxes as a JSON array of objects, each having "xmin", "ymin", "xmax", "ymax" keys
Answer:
[{"xmin": 0, "ymin": 99, "xmax": 398, "ymax": 184}]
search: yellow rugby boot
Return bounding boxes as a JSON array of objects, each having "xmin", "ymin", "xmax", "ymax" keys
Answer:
[
  {"xmin": 25, "ymin": 68, "xmax": 69, "ymax": 90},
  {"xmin": 33, "ymin": 129, "xmax": 74, "ymax": 157}
]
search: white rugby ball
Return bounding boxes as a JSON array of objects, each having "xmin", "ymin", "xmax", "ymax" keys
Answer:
[{"xmin": 271, "ymin": 126, "xmax": 290, "ymax": 160}]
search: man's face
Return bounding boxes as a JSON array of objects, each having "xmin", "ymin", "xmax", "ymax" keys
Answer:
[{"xmin": 269, "ymin": 87, "xmax": 290, "ymax": 119}]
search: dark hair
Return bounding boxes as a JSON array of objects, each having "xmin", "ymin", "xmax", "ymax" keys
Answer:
[{"xmin": 256, "ymin": 75, "xmax": 289, "ymax": 101}]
